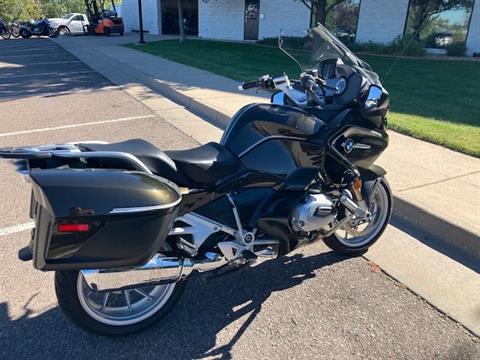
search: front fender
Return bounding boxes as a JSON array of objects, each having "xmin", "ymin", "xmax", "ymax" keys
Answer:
[{"xmin": 360, "ymin": 165, "xmax": 389, "ymax": 205}]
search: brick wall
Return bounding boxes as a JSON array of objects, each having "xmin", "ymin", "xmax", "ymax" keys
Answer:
[
  {"xmin": 121, "ymin": 0, "xmax": 161, "ymax": 35},
  {"xmin": 466, "ymin": 0, "xmax": 480, "ymax": 55},
  {"xmin": 199, "ymin": 0, "xmax": 311, "ymax": 41},
  {"xmin": 258, "ymin": 0, "xmax": 310, "ymax": 39},
  {"xmin": 199, "ymin": 0, "xmax": 245, "ymax": 40},
  {"xmin": 356, "ymin": 0, "xmax": 409, "ymax": 44}
]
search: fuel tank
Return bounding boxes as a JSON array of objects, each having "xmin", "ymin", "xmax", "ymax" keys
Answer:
[{"xmin": 220, "ymin": 104, "xmax": 326, "ymax": 177}]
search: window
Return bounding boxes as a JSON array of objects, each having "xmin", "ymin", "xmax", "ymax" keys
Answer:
[
  {"xmin": 74, "ymin": 15, "xmax": 84, "ymax": 21},
  {"xmin": 404, "ymin": 0, "xmax": 475, "ymax": 48},
  {"xmin": 311, "ymin": 0, "xmax": 361, "ymax": 42}
]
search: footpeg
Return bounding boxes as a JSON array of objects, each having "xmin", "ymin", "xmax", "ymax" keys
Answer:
[
  {"xmin": 176, "ymin": 237, "xmax": 198, "ymax": 257},
  {"xmin": 241, "ymin": 249, "xmax": 257, "ymax": 261}
]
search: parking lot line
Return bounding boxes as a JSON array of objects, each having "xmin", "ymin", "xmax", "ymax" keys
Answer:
[
  {"xmin": 0, "ymin": 222, "xmax": 34, "ymax": 237},
  {"xmin": 22, "ymin": 60, "xmax": 83, "ymax": 66},
  {"xmin": 0, "ymin": 53, "xmax": 69, "ymax": 59},
  {"xmin": 0, "ymin": 70, "xmax": 96, "ymax": 80},
  {"xmin": 0, "ymin": 115, "xmax": 156, "ymax": 138}
]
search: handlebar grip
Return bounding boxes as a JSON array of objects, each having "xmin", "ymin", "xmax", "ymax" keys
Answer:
[{"xmin": 238, "ymin": 81, "xmax": 258, "ymax": 91}]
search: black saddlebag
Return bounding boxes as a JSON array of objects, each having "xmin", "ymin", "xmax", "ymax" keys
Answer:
[{"xmin": 28, "ymin": 169, "xmax": 181, "ymax": 271}]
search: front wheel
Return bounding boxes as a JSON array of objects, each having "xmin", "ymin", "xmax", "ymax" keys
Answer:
[
  {"xmin": 11, "ymin": 26, "xmax": 20, "ymax": 38},
  {"xmin": 323, "ymin": 178, "xmax": 392, "ymax": 255},
  {"xmin": 55, "ymin": 270, "xmax": 187, "ymax": 336}
]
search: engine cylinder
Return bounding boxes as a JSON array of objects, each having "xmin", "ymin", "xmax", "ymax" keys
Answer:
[{"xmin": 291, "ymin": 194, "xmax": 336, "ymax": 232}]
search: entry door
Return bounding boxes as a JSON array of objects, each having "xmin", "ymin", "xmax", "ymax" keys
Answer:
[{"xmin": 244, "ymin": 0, "xmax": 260, "ymax": 40}]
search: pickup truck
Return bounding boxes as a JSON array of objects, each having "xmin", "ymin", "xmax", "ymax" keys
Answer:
[{"xmin": 48, "ymin": 13, "xmax": 89, "ymax": 36}]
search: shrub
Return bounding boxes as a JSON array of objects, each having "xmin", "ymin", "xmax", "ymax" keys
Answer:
[
  {"xmin": 257, "ymin": 36, "xmax": 310, "ymax": 50},
  {"xmin": 349, "ymin": 36, "xmax": 425, "ymax": 56},
  {"xmin": 258, "ymin": 35, "xmax": 427, "ymax": 57},
  {"xmin": 446, "ymin": 43, "xmax": 467, "ymax": 57}
]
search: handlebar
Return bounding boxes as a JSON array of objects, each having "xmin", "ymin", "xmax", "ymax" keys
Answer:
[{"xmin": 238, "ymin": 81, "xmax": 258, "ymax": 91}]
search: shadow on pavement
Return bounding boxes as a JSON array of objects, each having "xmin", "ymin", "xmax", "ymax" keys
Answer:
[
  {"xmin": 392, "ymin": 196, "xmax": 480, "ymax": 274},
  {"xmin": 0, "ymin": 251, "xmax": 346, "ymax": 359},
  {"xmin": 0, "ymin": 39, "xmax": 112, "ymax": 101}
]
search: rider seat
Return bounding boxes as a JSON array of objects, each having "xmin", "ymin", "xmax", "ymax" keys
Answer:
[{"xmin": 79, "ymin": 139, "xmax": 242, "ymax": 187}]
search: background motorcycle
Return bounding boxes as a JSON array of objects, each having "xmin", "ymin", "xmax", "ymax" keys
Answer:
[
  {"xmin": 19, "ymin": 19, "xmax": 57, "ymax": 38},
  {"xmin": 9, "ymin": 22, "xmax": 21, "ymax": 38},
  {"xmin": 0, "ymin": 18, "xmax": 11, "ymax": 39},
  {"xmin": 0, "ymin": 24, "xmax": 392, "ymax": 336}
]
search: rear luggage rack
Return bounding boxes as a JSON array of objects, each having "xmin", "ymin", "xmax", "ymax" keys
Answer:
[{"xmin": 0, "ymin": 143, "xmax": 153, "ymax": 174}]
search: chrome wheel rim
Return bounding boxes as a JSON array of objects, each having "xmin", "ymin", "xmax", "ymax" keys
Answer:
[
  {"xmin": 77, "ymin": 273, "xmax": 175, "ymax": 326},
  {"xmin": 335, "ymin": 184, "xmax": 389, "ymax": 248}
]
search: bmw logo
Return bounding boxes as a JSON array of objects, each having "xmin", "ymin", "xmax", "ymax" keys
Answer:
[{"xmin": 343, "ymin": 139, "xmax": 354, "ymax": 153}]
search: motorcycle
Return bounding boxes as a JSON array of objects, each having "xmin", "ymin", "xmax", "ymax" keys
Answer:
[
  {"xmin": 0, "ymin": 18, "xmax": 11, "ymax": 39},
  {"xmin": 9, "ymin": 22, "xmax": 21, "ymax": 38},
  {"xmin": 19, "ymin": 18, "xmax": 57, "ymax": 39},
  {"xmin": 0, "ymin": 24, "xmax": 392, "ymax": 336}
]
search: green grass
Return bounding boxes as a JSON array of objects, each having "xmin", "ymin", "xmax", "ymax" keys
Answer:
[{"xmin": 126, "ymin": 40, "xmax": 480, "ymax": 157}]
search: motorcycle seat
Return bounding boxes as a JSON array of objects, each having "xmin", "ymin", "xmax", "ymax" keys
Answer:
[
  {"xmin": 79, "ymin": 139, "xmax": 241, "ymax": 188},
  {"xmin": 165, "ymin": 142, "xmax": 242, "ymax": 187}
]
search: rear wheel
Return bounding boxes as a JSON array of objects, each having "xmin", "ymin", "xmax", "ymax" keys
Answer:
[
  {"xmin": 323, "ymin": 178, "xmax": 392, "ymax": 255},
  {"xmin": 1, "ymin": 29, "xmax": 11, "ymax": 40},
  {"xmin": 55, "ymin": 270, "xmax": 187, "ymax": 336}
]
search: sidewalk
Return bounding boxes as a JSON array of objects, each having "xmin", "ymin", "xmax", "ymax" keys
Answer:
[{"xmin": 54, "ymin": 35, "xmax": 480, "ymax": 335}]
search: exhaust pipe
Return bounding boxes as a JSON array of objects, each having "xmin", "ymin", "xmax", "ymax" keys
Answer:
[{"xmin": 81, "ymin": 253, "xmax": 226, "ymax": 292}]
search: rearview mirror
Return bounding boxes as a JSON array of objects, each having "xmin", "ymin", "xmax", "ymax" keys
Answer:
[{"xmin": 364, "ymin": 85, "xmax": 383, "ymax": 110}]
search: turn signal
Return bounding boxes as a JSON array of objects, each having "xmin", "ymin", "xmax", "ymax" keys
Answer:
[{"xmin": 58, "ymin": 224, "xmax": 90, "ymax": 232}]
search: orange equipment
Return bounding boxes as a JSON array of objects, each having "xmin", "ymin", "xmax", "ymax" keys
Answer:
[{"xmin": 84, "ymin": 0, "xmax": 124, "ymax": 35}]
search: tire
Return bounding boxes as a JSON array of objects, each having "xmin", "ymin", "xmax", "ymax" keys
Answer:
[
  {"xmin": 11, "ymin": 27, "xmax": 20, "ymax": 38},
  {"xmin": 323, "ymin": 178, "xmax": 392, "ymax": 255},
  {"xmin": 57, "ymin": 26, "xmax": 70, "ymax": 37},
  {"xmin": 20, "ymin": 29, "xmax": 31, "ymax": 39},
  {"xmin": 1, "ymin": 29, "xmax": 11, "ymax": 40},
  {"xmin": 55, "ymin": 270, "xmax": 188, "ymax": 336}
]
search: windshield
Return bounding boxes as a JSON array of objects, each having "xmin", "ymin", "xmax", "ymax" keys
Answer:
[
  {"xmin": 63, "ymin": 13, "xmax": 74, "ymax": 19},
  {"xmin": 279, "ymin": 24, "xmax": 380, "ymax": 84}
]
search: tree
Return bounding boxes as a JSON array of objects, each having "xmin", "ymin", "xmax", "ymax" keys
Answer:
[
  {"xmin": 178, "ymin": 0, "xmax": 185, "ymax": 43},
  {"xmin": 0, "ymin": 0, "xmax": 120, "ymax": 21},
  {"xmin": 408, "ymin": 0, "xmax": 473, "ymax": 40},
  {"xmin": 296, "ymin": 0, "xmax": 346, "ymax": 26}
]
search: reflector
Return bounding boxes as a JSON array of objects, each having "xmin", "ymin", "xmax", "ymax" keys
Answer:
[{"xmin": 58, "ymin": 223, "xmax": 90, "ymax": 232}]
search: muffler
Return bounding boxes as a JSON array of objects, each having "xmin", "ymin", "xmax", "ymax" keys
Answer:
[{"xmin": 81, "ymin": 253, "xmax": 226, "ymax": 292}]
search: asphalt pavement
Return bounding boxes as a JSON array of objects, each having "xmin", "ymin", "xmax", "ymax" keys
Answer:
[{"xmin": 0, "ymin": 38, "xmax": 478, "ymax": 359}]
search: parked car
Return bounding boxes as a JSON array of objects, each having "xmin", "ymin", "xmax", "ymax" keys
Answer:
[
  {"xmin": 433, "ymin": 32, "xmax": 454, "ymax": 48},
  {"xmin": 48, "ymin": 13, "xmax": 89, "ymax": 36}
]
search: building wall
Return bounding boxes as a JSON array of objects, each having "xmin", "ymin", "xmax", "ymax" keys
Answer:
[
  {"xmin": 356, "ymin": 0, "xmax": 409, "ymax": 44},
  {"xmin": 467, "ymin": 0, "xmax": 480, "ymax": 55},
  {"xmin": 199, "ymin": 0, "xmax": 310, "ymax": 41},
  {"xmin": 199, "ymin": 0, "xmax": 245, "ymax": 40},
  {"xmin": 258, "ymin": 0, "xmax": 310, "ymax": 39},
  {"xmin": 121, "ymin": 0, "xmax": 161, "ymax": 35}
]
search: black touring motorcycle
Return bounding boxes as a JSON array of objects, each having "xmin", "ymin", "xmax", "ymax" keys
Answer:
[{"xmin": 0, "ymin": 25, "xmax": 392, "ymax": 336}]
